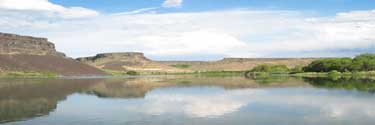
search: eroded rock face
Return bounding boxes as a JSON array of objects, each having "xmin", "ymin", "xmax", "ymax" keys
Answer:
[
  {"xmin": 77, "ymin": 52, "xmax": 149, "ymax": 63},
  {"xmin": 0, "ymin": 32, "xmax": 65, "ymax": 57},
  {"xmin": 0, "ymin": 32, "xmax": 107, "ymax": 76}
]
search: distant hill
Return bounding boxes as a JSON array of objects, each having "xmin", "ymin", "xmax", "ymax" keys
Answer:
[
  {"xmin": 77, "ymin": 52, "xmax": 185, "ymax": 73},
  {"xmin": 77, "ymin": 52, "xmax": 319, "ymax": 73},
  {"xmin": 159, "ymin": 58, "xmax": 320, "ymax": 72},
  {"xmin": 0, "ymin": 32, "xmax": 106, "ymax": 76}
]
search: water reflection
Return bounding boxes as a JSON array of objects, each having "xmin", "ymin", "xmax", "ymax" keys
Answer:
[
  {"xmin": 0, "ymin": 76, "xmax": 375, "ymax": 125},
  {"xmin": 127, "ymin": 87, "xmax": 258, "ymax": 118},
  {"xmin": 304, "ymin": 77, "xmax": 375, "ymax": 92}
]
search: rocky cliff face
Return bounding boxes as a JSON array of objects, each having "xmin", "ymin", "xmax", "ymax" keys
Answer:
[
  {"xmin": 77, "ymin": 52, "xmax": 149, "ymax": 63},
  {"xmin": 0, "ymin": 32, "xmax": 106, "ymax": 76},
  {"xmin": 0, "ymin": 32, "xmax": 65, "ymax": 57}
]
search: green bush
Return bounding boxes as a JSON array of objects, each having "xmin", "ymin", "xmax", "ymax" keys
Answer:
[
  {"xmin": 303, "ymin": 53, "xmax": 375, "ymax": 72},
  {"xmin": 250, "ymin": 64, "xmax": 289, "ymax": 73},
  {"xmin": 104, "ymin": 70, "xmax": 139, "ymax": 76},
  {"xmin": 328, "ymin": 70, "xmax": 341, "ymax": 76},
  {"xmin": 290, "ymin": 65, "xmax": 304, "ymax": 74},
  {"xmin": 126, "ymin": 71, "xmax": 139, "ymax": 75},
  {"xmin": 351, "ymin": 54, "xmax": 375, "ymax": 71},
  {"xmin": 303, "ymin": 58, "xmax": 352, "ymax": 72}
]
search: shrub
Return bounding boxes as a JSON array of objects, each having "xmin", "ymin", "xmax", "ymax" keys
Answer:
[
  {"xmin": 303, "ymin": 53, "xmax": 375, "ymax": 72},
  {"xmin": 303, "ymin": 58, "xmax": 352, "ymax": 72},
  {"xmin": 290, "ymin": 65, "xmax": 304, "ymax": 74},
  {"xmin": 126, "ymin": 71, "xmax": 139, "ymax": 75},
  {"xmin": 250, "ymin": 64, "xmax": 289, "ymax": 73}
]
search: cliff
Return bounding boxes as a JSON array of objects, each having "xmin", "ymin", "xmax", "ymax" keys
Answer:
[
  {"xmin": 0, "ymin": 33, "xmax": 65, "ymax": 57},
  {"xmin": 0, "ymin": 32, "xmax": 106, "ymax": 76},
  {"xmin": 77, "ymin": 52, "xmax": 150, "ymax": 63}
]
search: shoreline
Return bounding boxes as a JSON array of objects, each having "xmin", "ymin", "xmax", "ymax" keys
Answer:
[{"xmin": 1, "ymin": 70, "xmax": 375, "ymax": 79}]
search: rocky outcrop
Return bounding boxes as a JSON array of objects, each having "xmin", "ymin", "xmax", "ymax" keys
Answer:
[
  {"xmin": 0, "ymin": 32, "xmax": 65, "ymax": 57},
  {"xmin": 77, "ymin": 52, "xmax": 184, "ymax": 73},
  {"xmin": 77, "ymin": 52, "xmax": 149, "ymax": 63},
  {"xmin": 0, "ymin": 32, "xmax": 106, "ymax": 76}
]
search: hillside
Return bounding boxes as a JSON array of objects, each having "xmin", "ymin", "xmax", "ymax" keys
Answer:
[
  {"xmin": 77, "ymin": 52, "xmax": 185, "ymax": 73},
  {"xmin": 78, "ymin": 52, "xmax": 319, "ymax": 73},
  {"xmin": 160, "ymin": 58, "xmax": 319, "ymax": 72},
  {"xmin": 0, "ymin": 32, "xmax": 106, "ymax": 76}
]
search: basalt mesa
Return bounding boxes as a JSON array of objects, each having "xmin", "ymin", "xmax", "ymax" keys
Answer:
[
  {"xmin": 0, "ymin": 32, "xmax": 106, "ymax": 76},
  {"xmin": 77, "ymin": 52, "xmax": 319, "ymax": 74},
  {"xmin": 0, "ymin": 32, "xmax": 319, "ymax": 75}
]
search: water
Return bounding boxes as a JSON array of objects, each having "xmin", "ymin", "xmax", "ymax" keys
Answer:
[{"xmin": 1, "ymin": 76, "xmax": 375, "ymax": 125}]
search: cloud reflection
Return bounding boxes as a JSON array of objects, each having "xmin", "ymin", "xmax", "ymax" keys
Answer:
[
  {"xmin": 127, "ymin": 87, "xmax": 375, "ymax": 120},
  {"xmin": 127, "ymin": 88, "xmax": 258, "ymax": 118}
]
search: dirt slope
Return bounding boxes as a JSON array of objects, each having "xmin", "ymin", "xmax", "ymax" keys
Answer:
[{"xmin": 0, "ymin": 54, "xmax": 106, "ymax": 76}]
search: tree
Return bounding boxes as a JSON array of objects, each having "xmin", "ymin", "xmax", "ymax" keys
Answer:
[
  {"xmin": 303, "ymin": 58, "xmax": 352, "ymax": 72},
  {"xmin": 251, "ymin": 64, "xmax": 289, "ymax": 73},
  {"xmin": 352, "ymin": 54, "xmax": 375, "ymax": 71}
]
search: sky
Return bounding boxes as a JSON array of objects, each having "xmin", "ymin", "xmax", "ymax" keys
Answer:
[{"xmin": 0, "ymin": 0, "xmax": 374, "ymax": 60}]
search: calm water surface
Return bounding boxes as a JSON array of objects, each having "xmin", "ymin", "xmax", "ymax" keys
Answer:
[{"xmin": 1, "ymin": 76, "xmax": 375, "ymax": 125}]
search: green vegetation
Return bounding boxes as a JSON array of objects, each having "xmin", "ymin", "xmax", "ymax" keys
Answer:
[
  {"xmin": 304, "ymin": 77, "xmax": 375, "ymax": 92},
  {"xmin": 104, "ymin": 70, "xmax": 139, "ymax": 76},
  {"xmin": 246, "ymin": 53, "xmax": 375, "ymax": 78},
  {"xmin": 290, "ymin": 65, "xmax": 305, "ymax": 74},
  {"xmin": 148, "ymin": 70, "xmax": 244, "ymax": 77},
  {"xmin": 126, "ymin": 71, "xmax": 139, "ymax": 75},
  {"xmin": 249, "ymin": 64, "xmax": 289, "ymax": 74},
  {"xmin": 247, "ymin": 76, "xmax": 291, "ymax": 84},
  {"xmin": 0, "ymin": 71, "xmax": 59, "ymax": 78},
  {"xmin": 304, "ymin": 54, "xmax": 375, "ymax": 72},
  {"xmin": 170, "ymin": 64, "xmax": 192, "ymax": 69},
  {"xmin": 194, "ymin": 71, "xmax": 243, "ymax": 77}
]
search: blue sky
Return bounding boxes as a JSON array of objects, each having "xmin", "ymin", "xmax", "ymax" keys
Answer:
[
  {"xmin": 49, "ymin": 0, "xmax": 375, "ymax": 15},
  {"xmin": 0, "ymin": 0, "xmax": 374, "ymax": 60}
]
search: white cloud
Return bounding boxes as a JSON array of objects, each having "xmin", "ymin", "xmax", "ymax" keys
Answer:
[
  {"xmin": 0, "ymin": 8, "xmax": 374, "ymax": 59},
  {"xmin": 0, "ymin": 0, "xmax": 99, "ymax": 19},
  {"xmin": 162, "ymin": 0, "xmax": 183, "ymax": 8},
  {"xmin": 112, "ymin": 8, "xmax": 158, "ymax": 15}
]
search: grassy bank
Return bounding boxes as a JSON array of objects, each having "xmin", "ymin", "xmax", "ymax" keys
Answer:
[
  {"xmin": 292, "ymin": 71, "xmax": 375, "ymax": 78},
  {"xmin": 190, "ymin": 71, "xmax": 244, "ymax": 77},
  {"xmin": 0, "ymin": 71, "xmax": 59, "ymax": 78},
  {"xmin": 149, "ymin": 71, "xmax": 244, "ymax": 77},
  {"xmin": 105, "ymin": 70, "xmax": 244, "ymax": 77},
  {"xmin": 245, "ymin": 71, "xmax": 375, "ymax": 79},
  {"xmin": 104, "ymin": 70, "xmax": 139, "ymax": 76}
]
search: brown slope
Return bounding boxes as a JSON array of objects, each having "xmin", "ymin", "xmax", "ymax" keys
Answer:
[
  {"xmin": 0, "ymin": 54, "xmax": 106, "ymax": 76},
  {"xmin": 0, "ymin": 32, "xmax": 106, "ymax": 76},
  {"xmin": 159, "ymin": 58, "xmax": 319, "ymax": 72}
]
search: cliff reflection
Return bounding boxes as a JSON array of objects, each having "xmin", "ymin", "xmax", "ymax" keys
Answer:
[
  {"xmin": 0, "ymin": 79, "xmax": 98, "ymax": 123},
  {"xmin": 1, "ymin": 76, "xmax": 375, "ymax": 123}
]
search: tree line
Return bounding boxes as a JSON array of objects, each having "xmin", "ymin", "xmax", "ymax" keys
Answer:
[
  {"xmin": 249, "ymin": 53, "xmax": 375, "ymax": 73},
  {"xmin": 304, "ymin": 54, "xmax": 375, "ymax": 72}
]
